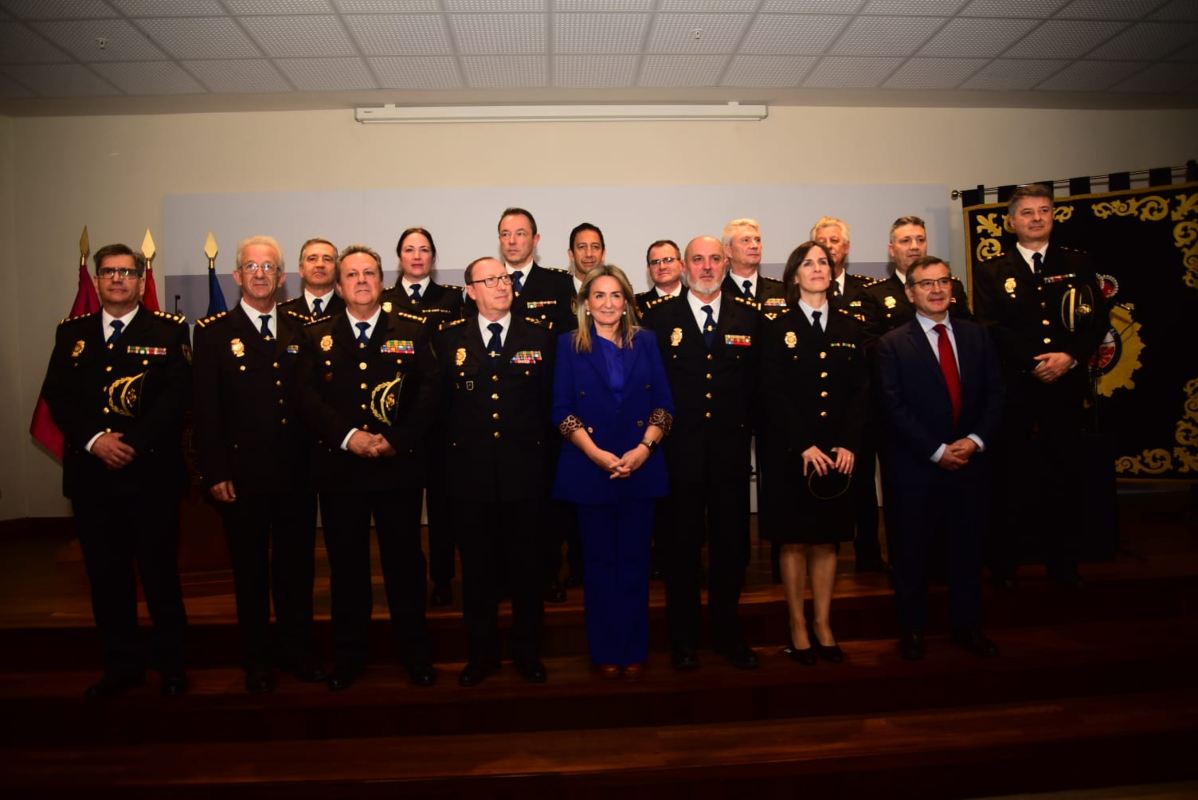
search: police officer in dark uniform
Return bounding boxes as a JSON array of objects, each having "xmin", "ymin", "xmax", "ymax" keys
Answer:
[
  {"xmin": 810, "ymin": 216, "xmax": 874, "ymax": 315},
  {"xmin": 278, "ymin": 237, "xmax": 344, "ymax": 319},
  {"xmin": 642, "ymin": 235, "xmax": 762, "ymax": 672},
  {"xmin": 437, "ymin": 257, "xmax": 556, "ymax": 687},
  {"xmin": 40, "ymin": 243, "xmax": 191, "ymax": 698},
  {"xmin": 295, "ymin": 244, "xmax": 442, "ymax": 691},
  {"xmin": 973, "ymin": 184, "xmax": 1109, "ymax": 589},
  {"xmin": 193, "ymin": 235, "xmax": 324, "ymax": 694},
  {"xmin": 635, "ymin": 239, "xmax": 685, "ymax": 312},
  {"xmin": 720, "ymin": 218, "xmax": 786, "ymax": 306}
]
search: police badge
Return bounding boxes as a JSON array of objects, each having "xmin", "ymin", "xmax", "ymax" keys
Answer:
[
  {"xmin": 320, "ymin": 335, "xmax": 333, "ymax": 352},
  {"xmin": 230, "ymin": 338, "xmax": 245, "ymax": 358},
  {"xmin": 669, "ymin": 328, "xmax": 683, "ymax": 347},
  {"xmin": 455, "ymin": 347, "xmax": 467, "ymax": 367}
]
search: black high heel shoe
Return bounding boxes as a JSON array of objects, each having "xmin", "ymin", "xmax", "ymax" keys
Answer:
[
  {"xmin": 784, "ymin": 641, "xmax": 817, "ymax": 666},
  {"xmin": 813, "ymin": 641, "xmax": 844, "ymax": 664}
]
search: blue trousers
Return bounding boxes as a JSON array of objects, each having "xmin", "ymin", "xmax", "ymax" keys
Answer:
[{"xmin": 576, "ymin": 499, "xmax": 655, "ymax": 667}]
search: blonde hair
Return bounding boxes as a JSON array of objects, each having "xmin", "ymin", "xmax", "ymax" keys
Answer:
[
  {"xmin": 810, "ymin": 216, "xmax": 851, "ymax": 243},
  {"xmin": 721, "ymin": 218, "xmax": 760, "ymax": 247},
  {"xmin": 236, "ymin": 235, "xmax": 284, "ymax": 270},
  {"xmin": 573, "ymin": 264, "xmax": 640, "ymax": 353}
]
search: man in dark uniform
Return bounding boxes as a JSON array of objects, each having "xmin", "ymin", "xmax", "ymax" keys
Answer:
[
  {"xmin": 40, "ymin": 243, "xmax": 191, "ymax": 697},
  {"xmin": 642, "ymin": 235, "xmax": 762, "ymax": 672},
  {"xmin": 278, "ymin": 237, "xmax": 344, "ymax": 319},
  {"xmin": 721, "ymin": 218, "xmax": 786, "ymax": 307},
  {"xmin": 380, "ymin": 227, "xmax": 464, "ymax": 609},
  {"xmin": 811, "ymin": 216, "xmax": 874, "ymax": 314},
  {"xmin": 193, "ymin": 234, "xmax": 324, "ymax": 693},
  {"xmin": 635, "ymin": 239, "xmax": 684, "ymax": 311},
  {"xmin": 973, "ymin": 184, "xmax": 1109, "ymax": 589},
  {"xmin": 295, "ymin": 244, "xmax": 441, "ymax": 691},
  {"xmin": 437, "ymin": 257, "xmax": 556, "ymax": 686}
]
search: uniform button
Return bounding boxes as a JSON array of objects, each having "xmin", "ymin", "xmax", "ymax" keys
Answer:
[
  {"xmin": 1043, "ymin": 337, "xmax": 1052, "ymax": 344},
  {"xmin": 239, "ymin": 365, "xmax": 246, "ymax": 371},
  {"xmin": 360, "ymin": 383, "xmax": 368, "ymax": 390},
  {"xmin": 820, "ymin": 371, "xmax": 828, "ymax": 378},
  {"xmin": 705, "ymin": 411, "xmax": 712, "ymax": 419},
  {"xmin": 277, "ymin": 398, "xmax": 285, "ymax": 405},
  {"xmin": 105, "ymin": 366, "xmax": 112, "ymax": 372},
  {"xmin": 280, "ymin": 418, "xmax": 288, "ymax": 425},
  {"xmin": 636, "ymin": 420, "xmax": 644, "ymax": 428},
  {"xmin": 819, "ymin": 352, "xmax": 827, "ymax": 359},
  {"xmin": 361, "ymin": 404, "xmax": 367, "ymax": 410},
  {"xmin": 705, "ymin": 373, "xmax": 712, "ymax": 380},
  {"xmin": 1042, "ymin": 319, "xmax": 1050, "ymax": 326},
  {"xmin": 1040, "ymin": 302, "xmax": 1047, "ymax": 309},
  {"xmin": 359, "ymin": 362, "xmax": 367, "ymax": 370},
  {"xmin": 141, "ymin": 359, "xmax": 148, "ymax": 366},
  {"xmin": 820, "ymin": 391, "xmax": 828, "ymax": 398},
  {"xmin": 586, "ymin": 427, "xmax": 594, "ymax": 433},
  {"xmin": 492, "ymin": 412, "xmax": 500, "ymax": 420},
  {"xmin": 493, "ymin": 431, "xmax": 501, "ymax": 439},
  {"xmin": 272, "ymin": 362, "xmax": 280, "ymax": 369},
  {"xmin": 491, "ymin": 375, "xmax": 499, "ymax": 383},
  {"xmin": 361, "ymin": 423, "xmax": 369, "ymax": 431},
  {"xmin": 491, "ymin": 393, "xmax": 500, "ymax": 400},
  {"xmin": 324, "ymin": 360, "xmax": 332, "ymax": 366},
  {"xmin": 706, "ymin": 353, "xmax": 713, "ymax": 361},
  {"xmin": 102, "ymin": 407, "xmax": 110, "ymax": 415},
  {"xmin": 705, "ymin": 392, "xmax": 712, "ymax": 399},
  {"xmin": 819, "ymin": 411, "xmax": 828, "ymax": 417},
  {"xmin": 275, "ymin": 380, "xmax": 283, "ymax": 387}
]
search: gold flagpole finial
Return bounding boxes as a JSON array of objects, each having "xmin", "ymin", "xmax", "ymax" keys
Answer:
[
  {"xmin": 79, "ymin": 226, "xmax": 90, "ymax": 268},
  {"xmin": 203, "ymin": 232, "xmax": 218, "ymax": 268},
  {"xmin": 141, "ymin": 229, "xmax": 156, "ymax": 265}
]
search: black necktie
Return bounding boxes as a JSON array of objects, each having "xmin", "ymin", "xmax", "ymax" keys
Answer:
[
  {"xmin": 107, "ymin": 319, "xmax": 124, "ymax": 344},
  {"xmin": 511, "ymin": 270, "xmax": 524, "ymax": 294},
  {"xmin": 812, "ymin": 310, "xmax": 823, "ymax": 334},
  {"xmin": 1031, "ymin": 251, "xmax": 1043, "ymax": 277},
  {"xmin": 355, "ymin": 321, "xmax": 370, "ymax": 347},
  {"xmin": 486, "ymin": 322, "xmax": 503, "ymax": 356},
  {"xmin": 741, "ymin": 279, "xmax": 753, "ymax": 299},
  {"xmin": 259, "ymin": 314, "xmax": 272, "ymax": 338},
  {"xmin": 312, "ymin": 297, "xmax": 323, "ymax": 316},
  {"xmin": 701, "ymin": 304, "xmax": 716, "ymax": 349},
  {"xmin": 410, "ymin": 284, "xmax": 422, "ymax": 301}
]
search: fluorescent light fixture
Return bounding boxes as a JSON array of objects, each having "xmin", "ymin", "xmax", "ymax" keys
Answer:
[{"xmin": 354, "ymin": 102, "xmax": 767, "ymax": 124}]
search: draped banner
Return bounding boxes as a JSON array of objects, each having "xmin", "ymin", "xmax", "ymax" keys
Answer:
[{"xmin": 964, "ymin": 182, "xmax": 1198, "ymax": 481}]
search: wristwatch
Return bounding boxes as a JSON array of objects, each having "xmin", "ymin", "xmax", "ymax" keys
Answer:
[{"xmin": 639, "ymin": 438, "xmax": 657, "ymax": 452}]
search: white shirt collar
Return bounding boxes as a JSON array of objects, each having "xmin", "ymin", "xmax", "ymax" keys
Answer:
[
  {"xmin": 798, "ymin": 298, "xmax": 829, "ymax": 328},
  {"xmin": 1015, "ymin": 242, "xmax": 1048, "ymax": 273},
  {"xmin": 477, "ymin": 312, "xmax": 513, "ymax": 349},
  {"xmin": 401, "ymin": 276, "xmax": 430, "ymax": 296},
  {"xmin": 345, "ymin": 307, "xmax": 382, "ymax": 339},
  {"xmin": 240, "ymin": 300, "xmax": 277, "ymax": 335},
  {"xmin": 101, "ymin": 305, "xmax": 138, "ymax": 332},
  {"xmin": 687, "ymin": 290, "xmax": 721, "ymax": 332},
  {"xmin": 304, "ymin": 288, "xmax": 335, "ymax": 313}
]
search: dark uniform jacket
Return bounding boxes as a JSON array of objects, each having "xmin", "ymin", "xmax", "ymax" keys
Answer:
[
  {"xmin": 295, "ymin": 307, "xmax": 441, "ymax": 492},
  {"xmin": 722, "ymin": 272, "xmax": 786, "ymax": 311},
  {"xmin": 635, "ymin": 287, "xmax": 680, "ymax": 315},
  {"xmin": 41, "ymin": 306, "xmax": 191, "ymax": 500},
  {"xmin": 192, "ymin": 305, "xmax": 310, "ymax": 497},
  {"xmin": 641, "ymin": 292, "xmax": 761, "ymax": 484},
  {"xmin": 382, "ymin": 280, "xmax": 464, "ymax": 330},
  {"xmin": 278, "ymin": 291, "xmax": 344, "ymax": 320},
  {"xmin": 832, "ymin": 272, "xmax": 874, "ymax": 321},
  {"xmin": 466, "ymin": 263, "xmax": 577, "ymax": 332},
  {"xmin": 435, "ymin": 315, "xmax": 556, "ymax": 503},
  {"xmin": 863, "ymin": 272, "xmax": 972, "ymax": 339}
]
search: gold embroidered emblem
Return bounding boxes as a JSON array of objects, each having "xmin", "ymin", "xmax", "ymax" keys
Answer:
[
  {"xmin": 71, "ymin": 340, "xmax": 85, "ymax": 358},
  {"xmin": 784, "ymin": 331, "xmax": 797, "ymax": 349},
  {"xmin": 669, "ymin": 328, "xmax": 683, "ymax": 347},
  {"xmin": 884, "ymin": 296, "xmax": 897, "ymax": 309},
  {"xmin": 455, "ymin": 347, "xmax": 467, "ymax": 367},
  {"xmin": 230, "ymin": 338, "xmax": 245, "ymax": 358},
  {"xmin": 1004, "ymin": 277, "xmax": 1017, "ymax": 296},
  {"xmin": 382, "ymin": 301, "xmax": 392, "ymax": 313},
  {"xmin": 320, "ymin": 335, "xmax": 333, "ymax": 352}
]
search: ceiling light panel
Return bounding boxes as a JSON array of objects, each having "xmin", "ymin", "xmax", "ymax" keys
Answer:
[
  {"xmin": 33, "ymin": 19, "xmax": 166, "ymax": 61},
  {"xmin": 1036, "ymin": 58, "xmax": 1146, "ymax": 90},
  {"xmin": 184, "ymin": 58, "xmax": 290, "ymax": 92},
  {"xmin": 919, "ymin": 17, "xmax": 1039, "ymax": 57},
  {"xmin": 111, "ymin": 0, "xmax": 227, "ymax": 15},
  {"xmin": 274, "ymin": 56, "xmax": 377, "ymax": 89},
  {"xmin": 638, "ymin": 54, "xmax": 727, "ymax": 86},
  {"xmin": 802, "ymin": 55, "xmax": 903, "ymax": 87},
  {"xmin": 1002, "ymin": 19, "xmax": 1128, "ymax": 58},
  {"xmin": 241, "ymin": 15, "xmax": 357, "ymax": 57},
  {"xmin": 1, "ymin": 63, "xmax": 117, "ymax": 95},
  {"xmin": 369, "ymin": 56, "xmax": 463, "ymax": 88},
  {"xmin": 554, "ymin": 14, "xmax": 650, "ymax": 54},
  {"xmin": 883, "ymin": 56, "xmax": 987, "ymax": 88},
  {"xmin": 721, "ymin": 54, "xmax": 817, "ymax": 86},
  {"xmin": 135, "ymin": 18, "xmax": 263, "ymax": 60},
  {"xmin": 460, "ymin": 55, "xmax": 546, "ymax": 87},
  {"xmin": 0, "ymin": 22, "xmax": 69, "ymax": 62},
  {"xmin": 0, "ymin": 0, "xmax": 117, "ymax": 18},
  {"xmin": 553, "ymin": 54, "xmax": 638, "ymax": 87},
  {"xmin": 344, "ymin": 14, "xmax": 453, "ymax": 56},
  {"xmin": 960, "ymin": 57, "xmax": 1066, "ymax": 89},
  {"xmin": 1085, "ymin": 22, "xmax": 1198, "ymax": 60},
  {"xmin": 646, "ymin": 14, "xmax": 752, "ymax": 54},
  {"xmin": 451, "ymin": 13, "xmax": 544, "ymax": 54},
  {"xmin": 92, "ymin": 61, "xmax": 205, "ymax": 94},
  {"xmin": 739, "ymin": 14, "xmax": 849, "ymax": 55},
  {"xmin": 829, "ymin": 15, "xmax": 945, "ymax": 55}
]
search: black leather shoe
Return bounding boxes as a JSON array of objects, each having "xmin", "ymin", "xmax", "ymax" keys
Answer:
[
  {"xmin": 855, "ymin": 556, "xmax": 890, "ymax": 574},
  {"xmin": 544, "ymin": 580, "xmax": 567, "ymax": 604},
  {"xmin": 245, "ymin": 669, "xmax": 275, "ymax": 694},
  {"xmin": 992, "ymin": 574, "xmax": 1017, "ymax": 592},
  {"xmin": 784, "ymin": 642, "xmax": 817, "ymax": 666},
  {"xmin": 718, "ymin": 643, "xmax": 760, "ymax": 670},
  {"xmin": 458, "ymin": 661, "xmax": 498, "ymax": 687},
  {"xmin": 406, "ymin": 662, "xmax": 437, "ymax": 687},
  {"xmin": 671, "ymin": 647, "xmax": 700, "ymax": 672},
  {"xmin": 814, "ymin": 642, "xmax": 845, "ymax": 664},
  {"xmin": 899, "ymin": 631, "xmax": 925, "ymax": 661},
  {"xmin": 160, "ymin": 673, "xmax": 188, "ymax": 697},
  {"xmin": 516, "ymin": 659, "xmax": 548, "ymax": 684},
  {"xmin": 951, "ymin": 628, "xmax": 999, "ymax": 658},
  {"xmin": 326, "ymin": 667, "xmax": 362, "ymax": 692},
  {"xmin": 564, "ymin": 573, "xmax": 584, "ymax": 589},
  {"xmin": 288, "ymin": 662, "xmax": 328, "ymax": 683},
  {"xmin": 84, "ymin": 673, "xmax": 145, "ymax": 699},
  {"xmin": 430, "ymin": 583, "xmax": 453, "ymax": 608}
]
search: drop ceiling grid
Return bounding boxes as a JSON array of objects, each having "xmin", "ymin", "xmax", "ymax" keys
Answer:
[
  {"xmin": 645, "ymin": 13, "xmax": 753, "ymax": 54},
  {"xmin": 1111, "ymin": 60, "xmax": 1198, "ymax": 92},
  {"xmin": 460, "ymin": 54, "xmax": 546, "ymax": 88},
  {"xmin": 274, "ymin": 55, "xmax": 377, "ymax": 90},
  {"xmin": 132, "ymin": 17, "xmax": 264, "ymax": 60},
  {"xmin": 343, "ymin": 14, "xmax": 454, "ymax": 56},
  {"xmin": 721, "ymin": 54, "xmax": 818, "ymax": 87},
  {"xmin": 638, "ymin": 54, "xmax": 728, "ymax": 87},
  {"xmin": 737, "ymin": 14, "xmax": 851, "ymax": 55},
  {"xmin": 1037, "ymin": 58, "xmax": 1149, "ymax": 91},
  {"xmin": 553, "ymin": 13, "xmax": 650, "ymax": 54},
  {"xmin": 0, "ymin": 21, "xmax": 70, "ymax": 62},
  {"xmin": 92, "ymin": 59, "xmax": 204, "ymax": 94},
  {"xmin": 1086, "ymin": 22, "xmax": 1198, "ymax": 60},
  {"xmin": 1, "ymin": 62, "xmax": 118, "ymax": 95},
  {"xmin": 883, "ymin": 56, "xmax": 989, "ymax": 88},
  {"xmin": 33, "ymin": 18, "xmax": 166, "ymax": 61},
  {"xmin": 239, "ymin": 15, "xmax": 357, "ymax": 58},
  {"xmin": 450, "ymin": 13, "xmax": 544, "ymax": 54},
  {"xmin": 918, "ymin": 17, "xmax": 1041, "ymax": 58},
  {"xmin": 553, "ymin": 54, "xmax": 638, "ymax": 87},
  {"xmin": 184, "ymin": 58, "xmax": 291, "ymax": 92},
  {"xmin": 369, "ymin": 56, "xmax": 463, "ymax": 89},
  {"xmin": 961, "ymin": 57, "xmax": 1069, "ymax": 90}
]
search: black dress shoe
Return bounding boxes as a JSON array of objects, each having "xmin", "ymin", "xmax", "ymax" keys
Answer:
[
  {"xmin": 160, "ymin": 673, "xmax": 189, "ymax": 697},
  {"xmin": 992, "ymin": 574, "xmax": 1017, "ymax": 592},
  {"xmin": 458, "ymin": 661, "xmax": 498, "ymax": 687},
  {"xmin": 430, "ymin": 583, "xmax": 453, "ymax": 608},
  {"xmin": 855, "ymin": 556, "xmax": 890, "ymax": 574},
  {"xmin": 783, "ymin": 642, "xmax": 817, "ymax": 666},
  {"xmin": 326, "ymin": 667, "xmax": 362, "ymax": 692},
  {"xmin": 564, "ymin": 573, "xmax": 583, "ymax": 589},
  {"xmin": 288, "ymin": 662, "xmax": 328, "ymax": 683},
  {"xmin": 814, "ymin": 642, "xmax": 845, "ymax": 664},
  {"xmin": 718, "ymin": 643, "xmax": 760, "ymax": 670},
  {"xmin": 245, "ymin": 669, "xmax": 275, "ymax": 695},
  {"xmin": 544, "ymin": 580, "xmax": 567, "ymax": 604},
  {"xmin": 671, "ymin": 647, "xmax": 700, "ymax": 672},
  {"xmin": 516, "ymin": 659, "xmax": 548, "ymax": 684},
  {"xmin": 951, "ymin": 628, "xmax": 999, "ymax": 658},
  {"xmin": 899, "ymin": 631, "xmax": 925, "ymax": 661},
  {"xmin": 406, "ymin": 662, "xmax": 438, "ymax": 687},
  {"xmin": 84, "ymin": 673, "xmax": 145, "ymax": 699}
]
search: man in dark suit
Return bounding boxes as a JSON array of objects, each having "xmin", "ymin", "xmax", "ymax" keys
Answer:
[
  {"xmin": 295, "ymin": 244, "xmax": 441, "ymax": 691},
  {"xmin": 642, "ymin": 235, "xmax": 762, "ymax": 672},
  {"xmin": 635, "ymin": 239, "xmax": 684, "ymax": 311},
  {"xmin": 436, "ymin": 257, "xmax": 556, "ymax": 686},
  {"xmin": 193, "ymin": 234, "xmax": 324, "ymax": 693},
  {"xmin": 40, "ymin": 243, "xmax": 191, "ymax": 698},
  {"xmin": 720, "ymin": 218, "xmax": 785, "ymax": 307},
  {"xmin": 973, "ymin": 184, "xmax": 1110, "ymax": 589},
  {"xmin": 278, "ymin": 237, "xmax": 344, "ymax": 319},
  {"xmin": 567, "ymin": 221, "xmax": 605, "ymax": 294},
  {"xmin": 877, "ymin": 256, "xmax": 1003, "ymax": 661}
]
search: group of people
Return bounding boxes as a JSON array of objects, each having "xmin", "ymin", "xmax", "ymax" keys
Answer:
[{"xmin": 40, "ymin": 184, "xmax": 1110, "ymax": 697}]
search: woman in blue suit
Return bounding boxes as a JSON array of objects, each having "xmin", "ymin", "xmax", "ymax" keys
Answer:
[{"xmin": 552, "ymin": 265, "xmax": 674, "ymax": 679}]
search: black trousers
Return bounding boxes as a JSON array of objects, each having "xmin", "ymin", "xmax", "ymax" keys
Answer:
[
  {"xmin": 218, "ymin": 490, "xmax": 317, "ymax": 671},
  {"xmin": 426, "ymin": 467, "xmax": 456, "ymax": 588},
  {"xmin": 73, "ymin": 492, "xmax": 187, "ymax": 678},
  {"xmin": 543, "ymin": 499, "xmax": 583, "ymax": 584},
  {"xmin": 454, "ymin": 497, "xmax": 545, "ymax": 665},
  {"xmin": 320, "ymin": 488, "xmax": 430, "ymax": 671},
  {"xmin": 663, "ymin": 478, "xmax": 751, "ymax": 651}
]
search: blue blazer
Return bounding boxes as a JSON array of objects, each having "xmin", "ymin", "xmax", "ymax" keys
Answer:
[{"xmin": 552, "ymin": 328, "xmax": 674, "ymax": 505}]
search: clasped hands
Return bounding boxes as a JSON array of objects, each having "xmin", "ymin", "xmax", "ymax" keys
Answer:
[
  {"xmin": 801, "ymin": 445, "xmax": 854, "ymax": 477},
  {"xmin": 91, "ymin": 431, "xmax": 136, "ymax": 471},
  {"xmin": 589, "ymin": 445, "xmax": 650, "ymax": 480},
  {"xmin": 937, "ymin": 438, "xmax": 979, "ymax": 471},
  {"xmin": 1032, "ymin": 351, "xmax": 1075, "ymax": 383},
  {"xmin": 347, "ymin": 430, "xmax": 396, "ymax": 458}
]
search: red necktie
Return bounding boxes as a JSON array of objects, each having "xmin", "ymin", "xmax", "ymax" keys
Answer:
[{"xmin": 933, "ymin": 323, "xmax": 961, "ymax": 425}]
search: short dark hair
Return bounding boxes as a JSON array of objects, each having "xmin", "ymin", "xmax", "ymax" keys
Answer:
[
  {"xmin": 336, "ymin": 243, "xmax": 382, "ymax": 282},
  {"xmin": 1007, "ymin": 183, "xmax": 1053, "ymax": 216},
  {"xmin": 569, "ymin": 222, "xmax": 605, "ymax": 251},
  {"xmin": 890, "ymin": 215, "xmax": 926, "ymax": 236},
  {"xmin": 463, "ymin": 256, "xmax": 500, "ymax": 284},
  {"xmin": 395, "ymin": 227, "xmax": 437, "ymax": 260},
  {"xmin": 498, "ymin": 207, "xmax": 537, "ymax": 236},
  {"xmin": 782, "ymin": 241, "xmax": 832, "ymax": 308},
  {"xmin": 645, "ymin": 239, "xmax": 680, "ymax": 264},
  {"xmin": 905, "ymin": 255, "xmax": 950, "ymax": 286},
  {"xmin": 93, "ymin": 243, "xmax": 145, "ymax": 276}
]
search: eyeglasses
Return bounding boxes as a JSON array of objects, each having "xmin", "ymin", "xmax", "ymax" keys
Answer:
[
  {"xmin": 240, "ymin": 262, "xmax": 278, "ymax": 275},
  {"xmin": 469, "ymin": 274, "xmax": 513, "ymax": 288},
  {"xmin": 648, "ymin": 256, "xmax": 679, "ymax": 267},
  {"xmin": 912, "ymin": 277, "xmax": 953, "ymax": 290},
  {"xmin": 96, "ymin": 267, "xmax": 142, "ymax": 280}
]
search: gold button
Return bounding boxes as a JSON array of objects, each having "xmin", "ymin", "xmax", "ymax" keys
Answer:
[
  {"xmin": 1040, "ymin": 302, "xmax": 1047, "ymax": 309},
  {"xmin": 820, "ymin": 411, "xmax": 828, "ymax": 417},
  {"xmin": 239, "ymin": 365, "xmax": 246, "ymax": 371},
  {"xmin": 275, "ymin": 380, "xmax": 283, "ymax": 387},
  {"xmin": 361, "ymin": 423, "xmax": 369, "ymax": 431},
  {"xmin": 1042, "ymin": 319, "xmax": 1050, "ymax": 326},
  {"xmin": 277, "ymin": 398, "xmax": 285, "ymax": 405},
  {"xmin": 1043, "ymin": 337, "xmax": 1052, "ymax": 344},
  {"xmin": 492, "ymin": 412, "xmax": 500, "ymax": 420},
  {"xmin": 492, "ymin": 375, "xmax": 499, "ymax": 383},
  {"xmin": 280, "ymin": 418, "xmax": 287, "ymax": 425},
  {"xmin": 820, "ymin": 371, "xmax": 828, "ymax": 378},
  {"xmin": 359, "ymin": 362, "xmax": 367, "ymax": 370},
  {"xmin": 820, "ymin": 391, "xmax": 828, "ymax": 398},
  {"xmin": 705, "ymin": 373, "xmax": 712, "ymax": 380},
  {"xmin": 491, "ymin": 393, "xmax": 499, "ymax": 400},
  {"xmin": 705, "ymin": 411, "xmax": 712, "ymax": 419},
  {"xmin": 493, "ymin": 431, "xmax": 501, "ymax": 439},
  {"xmin": 360, "ymin": 383, "xmax": 368, "ymax": 389},
  {"xmin": 706, "ymin": 353, "xmax": 713, "ymax": 361},
  {"xmin": 105, "ymin": 366, "xmax": 112, "ymax": 372},
  {"xmin": 705, "ymin": 392, "xmax": 712, "ymax": 399},
  {"xmin": 819, "ymin": 352, "xmax": 827, "ymax": 359},
  {"xmin": 272, "ymin": 362, "xmax": 279, "ymax": 369},
  {"xmin": 586, "ymin": 426, "xmax": 594, "ymax": 433},
  {"xmin": 324, "ymin": 360, "xmax": 331, "ymax": 366},
  {"xmin": 142, "ymin": 359, "xmax": 148, "ymax": 366},
  {"xmin": 361, "ymin": 404, "xmax": 367, "ymax": 410},
  {"xmin": 102, "ymin": 407, "xmax": 109, "ymax": 415}
]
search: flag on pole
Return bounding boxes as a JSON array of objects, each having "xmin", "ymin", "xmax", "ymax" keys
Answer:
[
  {"xmin": 141, "ymin": 229, "xmax": 161, "ymax": 313},
  {"xmin": 205, "ymin": 232, "xmax": 227, "ymax": 316}
]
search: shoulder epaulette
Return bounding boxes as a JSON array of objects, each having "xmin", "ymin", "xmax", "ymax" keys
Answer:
[
  {"xmin": 393, "ymin": 309, "xmax": 428, "ymax": 325},
  {"xmin": 1057, "ymin": 244, "xmax": 1088, "ymax": 255},
  {"xmin": 440, "ymin": 283, "xmax": 464, "ymax": 292},
  {"xmin": 760, "ymin": 275, "xmax": 784, "ymax": 286},
  {"xmin": 303, "ymin": 315, "xmax": 331, "ymax": 328},
  {"xmin": 862, "ymin": 277, "xmax": 886, "ymax": 288},
  {"xmin": 643, "ymin": 294, "xmax": 679, "ymax": 310},
  {"xmin": 154, "ymin": 310, "xmax": 187, "ymax": 324},
  {"xmin": 59, "ymin": 311, "xmax": 98, "ymax": 325},
  {"xmin": 762, "ymin": 306, "xmax": 792, "ymax": 322},
  {"xmin": 524, "ymin": 316, "xmax": 554, "ymax": 330},
  {"xmin": 195, "ymin": 310, "xmax": 228, "ymax": 328},
  {"xmin": 439, "ymin": 317, "xmax": 467, "ymax": 332},
  {"xmin": 542, "ymin": 266, "xmax": 570, "ymax": 275},
  {"xmin": 284, "ymin": 309, "xmax": 310, "ymax": 323},
  {"xmin": 731, "ymin": 295, "xmax": 762, "ymax": 311}
]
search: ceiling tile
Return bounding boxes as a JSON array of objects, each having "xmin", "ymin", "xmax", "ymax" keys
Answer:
[
  {"xmin": 135, "ymin": 17, "xmax": 263, "ymax": 60},
  {"xmin": 638, "ymin": 54, "xmax": 727, "ymax": 86},
  {"xmin": 1001, "ymin": 19, "xmax": 1128, "ymax": 57},
  {"xmin": 802, "ymin": 55, "xmax": 902, "ymax": 86},
  {"xmin": 446, "ymin": 0, "xmax": 544, "ymax": 11},
  {"xmin": 556, "ymin": 0, "xmax": 652, "ymax": 9},
  {"xmin": 451, "ymin": 13, "xmax": 544, "ymax": 54},
  {"xmin": 92, "ymin": 61, "xmax": 206, "ymax": 94},
  {"xmin": 274, "ymin": 56, "xmax": 376, "ymax": 89},
  {"xmin": 0, "ymin": 21, "xmax": 69, "ymax": 62},
  {"xmin": 959, "ymin": 0, "xmax": 1068, "ymax": 16},
  {"xmin": 33, "ymin": 19, "xmax": 166, "ymax": 61},
  {"xmin": 961, "ymin": 57, "xmax": 1067, "ymax": 89},
  {"xmin": 0, "ymin": 63, "xmax": 118, "ymax": 95},
  {"xmin": 861, "ymin": 0, "xmax": 968, "ymax": 13},
  {"xmin": 919, "ymin": 17, "xmax": 1039, "ymax": 57},
  {"xmin": 1167, "ymin": 40, "xmax": 1198, "ymax": 60},
  {"xmin": 761, "ymin": 0, "xmax": 867, "ymax": 11},
  {"xmin": 0, "ymin": 0, "xmax": 118, "ymax": 19},
  {"xmin": 111, "ymin": 0, "xmax": 227, "ymax": 15},
  {"xmin": 1055, "ymin": 0, "xmax": 1164, "ymax": 19},
  {"xmin": 553, "ymin": 54, "xmax": 637, "ymax": 87},
  {"xmin": 659, "ymin": 0, "xmax": 758, "ymax": 10},
  {"xmin": 554, "ymin": 13, "xmax": 649, "ymax": 54},
  {"xmin": 335, "ymin": 0, "xmax": 440, "ymax": 10},
  {"xmin": 739, "ymin": 14, "xmax": 848, "ymax": 55},
  {"xmin": 222, "ymin": 0, "xmax": 334, "ymax": 13},
  {"xmin": 460, "ymin": 55, "xmax": 546, "ymax": 87},
  {"xmin": 646, "ymin": 14, "xmax": 752, "ymax": 53},
  {"xmin": 1110, "ymin": 60, "xmax": 1198, "ymax": 92},
  {"xmin": 883, "ymin": 56, "xmax": 987, "ymax": 88},
  {"xmin": 829, "ymin": 15, "xmax": 945, "ymax": 55},
  {"xmin": 721, "ymin": 54, "xmax": 817, "ymax": 86},
  {"xmin": 369, "ymin": 56, "xmax": 462, "ymax": 88},
  {"xmin": 344, "ymin": 14, "xmax": 453, "ymax": 56},
  {"xmin": 1036, "ymin": 58, "xmax": 1146, "ymax": 89},
  {"xmin": 0, "ymin": 71, "xmax": 34, "ymax": 96},
  {"xmin": 1086, "ymin": 22, "xmax": 1198, "ymax": 60},
  {"xmin": 184, "ymin": 58, "xmax": 290, "ymax": 92},
  {"xmin": 241, "ymin": 15, "xmax": 356, "ymax": 57},
  {"xmin": 1150, "ymin": 0, "xmax": 1198, "ymax": 22}
]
